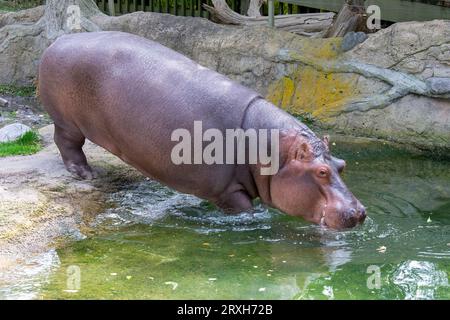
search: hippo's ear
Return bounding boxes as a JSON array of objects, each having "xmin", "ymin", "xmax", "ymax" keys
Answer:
[{"xmin": 287, "ymin": 136, "xmax": 313, "ymax": 162}]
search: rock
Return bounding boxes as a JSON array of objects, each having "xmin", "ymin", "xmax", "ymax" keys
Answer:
[
  {"xmin": 0, "ymin": 5, "xmax": 48, "ymax": 85},
  {"xmin": 0, "ymin": 97, "xmax": 8, "ymax": 108},
  {"xmin": 345, "ymin": 20, "xmax": 450, "ymax": 76},
  {"xmin": 0, "ymin": 5, "xmax": 45, "ymax": 29},
  {"xmin": 1, "ymin": 7, "xmax": 449, "ymax": 152},
  {"xmin": 0, "ymin": 123, "xmax": 32, "ymax": 143},
  {"xmin": 341, "ymin": 31, "xmax": 368, "ymax": 52},
  {"xmin": 92, "ymin": 16, "xmax": 450, "ymax": 153},
  {"xmin": 0, "ymin": 124, "xmax": 136, "ymax": 286},
  {"xmin": 427, "ymin": 77, "xmax": 450, "ymax": 95},
  {"xmin": 331, "ymin": 95, "xmax": 450, "ymax": 153}
]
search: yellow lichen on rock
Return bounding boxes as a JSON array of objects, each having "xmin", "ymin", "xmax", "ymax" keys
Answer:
[
  {"xmin": 266, "ymin": 38, "xmax": 360, "ymax": 121},
  {"xmin": 288, "ymin": 36, "xmax": 342, "ymax": 60}
]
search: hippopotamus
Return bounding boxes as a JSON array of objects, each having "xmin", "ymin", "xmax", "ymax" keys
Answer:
[{"xmin": 38, "ymin": 31, "xmax": 366, "ymax": 229}]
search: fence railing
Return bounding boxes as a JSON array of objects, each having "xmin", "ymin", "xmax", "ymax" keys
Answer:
[
  {"xmin": 96, "ymin": 0, "xmax": 218, "ymax": 18},
  {"xmin": 94, "ymin": 0, "xmax": 320, "ymax": 18},
  {"xmin": 1, "ymin": 0, "xmax": 323, "ymax": 20},
  {"xmin": 4, "ymin": 0, "xmax": 450, "ymax": 22},
  {"xmin": 279, "ymin": 0, "xmax": 450, "ymax": 22}
]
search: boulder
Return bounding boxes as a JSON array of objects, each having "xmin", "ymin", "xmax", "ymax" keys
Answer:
[
  {"xmin": 0, "ymin": 122, "xmax": 32, "ymax": 143},
  {"xmin": 0, "ymin": 97, "xmax": 8, "ymax": 108},
  {"xmin": 341, "ymin": 31, "xmax": 368, "ymax": 52}
]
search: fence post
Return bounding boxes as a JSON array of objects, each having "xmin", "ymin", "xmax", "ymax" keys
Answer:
[
  {"xmin": 268, "ymin": 0, "xmax": 274, "ymax": 27},
  {"xmin": 108, "ymin": 0, "xmax": 115, "ymax": 16}
]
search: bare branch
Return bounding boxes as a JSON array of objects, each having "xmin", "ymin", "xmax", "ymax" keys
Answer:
[
  {"xmin": 247, "ymin": 0, "xmax": 264, "ymax": 17},
  {"xmin": 203, "ymin": 0, "xmax": 334, "ymax": 35}
]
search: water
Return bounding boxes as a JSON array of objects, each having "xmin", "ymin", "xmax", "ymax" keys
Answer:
[{"xmin": 6, "ymin": 139, "xmax": 450, "ymax": 299}]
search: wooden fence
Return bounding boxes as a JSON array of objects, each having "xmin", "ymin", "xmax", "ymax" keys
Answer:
[
  {"xmin": 5, "ymin": 0, "xmax": 450, "ymax": 21},
  {"xmin": 281, "ymin": 0, "xmax": 450, "ymax": 22},
  {"xmin": 96, "ymin": 0, "xmax": 220, "ymax": 18},
  {"xmin": 8, "ymin": 0, "xmax": 43, "ymax": 7},
  {"xmin": 8, "ymin": 0, "xmax": 323, "ymax": 18},
  {"xmin": 94, "ymin": 0, "xmax": 321, "ymax": 18}
]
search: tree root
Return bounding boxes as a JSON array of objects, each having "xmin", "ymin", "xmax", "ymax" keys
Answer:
[{"xmin": 278, "ymin": 48, "xmax": 450, "ymax": 114}]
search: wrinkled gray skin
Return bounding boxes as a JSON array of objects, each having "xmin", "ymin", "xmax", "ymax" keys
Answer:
[{"xmin": 39, "ymin": 31, "xmax": 366, "ymax": 230}]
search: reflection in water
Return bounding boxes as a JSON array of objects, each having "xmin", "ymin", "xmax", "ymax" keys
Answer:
[{"xmin": 2, "ymin": 139, "xmax": 450, "ymax": 299}]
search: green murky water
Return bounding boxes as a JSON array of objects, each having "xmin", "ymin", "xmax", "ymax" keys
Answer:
[{"xmin": 6, "ymin": 139, "xmax": 450, "ymax": 299}]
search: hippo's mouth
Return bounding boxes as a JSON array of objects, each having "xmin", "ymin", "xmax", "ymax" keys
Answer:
[{"xmin": 319, "ymin": 204, "xmax": 328, "ymax": 227}]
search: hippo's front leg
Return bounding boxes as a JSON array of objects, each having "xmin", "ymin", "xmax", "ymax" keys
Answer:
[
  {"xmin": 215, "ymin": 191, "xmax": 253, "ymax": 214},
  {"xmin": 54, "ymin": 125, "xmax": 96, "ymax": 180}
]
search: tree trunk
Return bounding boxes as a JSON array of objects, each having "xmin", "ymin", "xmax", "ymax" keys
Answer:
[
  {"xmin": 323, "ymin": 0, "xmax": 368, "ymax": 37},
  {"xmin": 203, "ymin": 0, "xmax": 371, "ymax": 37},
  {"xmin": 44, "ymin": 0, "xmax": 103, "ymax": 40},
  {"xmin": 0, "ymin": 0, "xmax": 104, "ymax": 85}
]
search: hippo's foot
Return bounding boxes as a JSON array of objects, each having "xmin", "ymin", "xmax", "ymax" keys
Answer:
[
  {"xmin": 54, "ymin": 125, "xmax": 96, "ymax": 180},
  {"xmin": 66, "ymin": 162, "xmax": 97, "ymax": 180}
]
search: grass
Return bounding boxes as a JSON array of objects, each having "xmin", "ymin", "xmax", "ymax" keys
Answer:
[
  {"xmin": 0, "ymin": 84, "xmax": 36, "ymax": 97},
  {"xmin": 0, "ymin": 131, "xmax": 41, "ymax": 157}
]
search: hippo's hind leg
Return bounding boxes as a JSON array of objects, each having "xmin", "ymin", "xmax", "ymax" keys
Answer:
[{"xmin": 54, "ymin": 125, "xmax": 96, "ymax": 180}]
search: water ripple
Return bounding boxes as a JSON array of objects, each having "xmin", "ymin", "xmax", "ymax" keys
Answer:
[{"xmin": 391, "ymin": 260, "xmax": 448, "ymax": 300}]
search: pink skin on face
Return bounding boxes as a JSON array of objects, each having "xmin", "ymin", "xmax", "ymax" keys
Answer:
[{"xmin": 269, "ymin": 134, "xmax": 366, "ymax": 230}]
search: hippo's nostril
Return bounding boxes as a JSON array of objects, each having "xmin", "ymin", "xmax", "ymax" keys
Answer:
[
  {"xmin": 358, "ymin": 207, "xmax": 367, "ymax": 222},
  {"xmin": 348, "ymin": 208, "xmax": 356, "ymax": 216},
  {"xmin": 360, "ymin": 207, "xmax": 366, "ymax": 216}
]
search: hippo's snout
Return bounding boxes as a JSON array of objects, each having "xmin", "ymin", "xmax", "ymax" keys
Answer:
[
  {"xmin": 341, "ymin": 204, "xmax": 366, "ymax": 228},
  {"xmin": 347, "ymin": 205, "xmax": 366, "ymax": 223},
  {"xmin": 358, "ymin": 206, "xmax": 367, "ymax": 222}
]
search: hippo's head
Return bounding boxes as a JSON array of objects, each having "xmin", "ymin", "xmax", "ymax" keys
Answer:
[{"xmin": 269, "ymin": 133, "xmax": 366, "ymax": 230}]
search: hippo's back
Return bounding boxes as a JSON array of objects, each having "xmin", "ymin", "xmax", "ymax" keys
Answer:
[{"xmin": 39, "ymin": 31, "xmax": 261, "ymax": 199}]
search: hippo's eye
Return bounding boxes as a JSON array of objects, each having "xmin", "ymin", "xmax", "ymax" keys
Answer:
[{"xmin": 317, "ymin": 168, "xmax": 329, "ymax": 178}]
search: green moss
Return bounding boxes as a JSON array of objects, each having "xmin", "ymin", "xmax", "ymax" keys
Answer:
[
  {"xmin": 0, "ymin": 84, "xmax": 36, "ymax": 97},
  {"xmin": 0, "ymin": 131, "xmax": 41, "ymax": 157}
]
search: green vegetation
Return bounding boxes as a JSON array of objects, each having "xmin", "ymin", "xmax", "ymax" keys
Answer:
[
  {"xmin": 0, "ymin": 131, "xmax": 41, "ymax": 157},
  {"xmin": 0, "ymin": 84, "xmax": 36, "ymax": 97},
  {"xmin": 293, "ymin": 111, "xmax": 316, "ymax": 126},
  {"xmin": 0, "ymin": 1, "xmax": 16, "ymax": 12},
  {"xmin": 0, "ymin": 0, "xmax": 36, "ymax": 12},
  {"xmin": 0, "ymin": 0, "xmax": 41, "ymax": 12}
]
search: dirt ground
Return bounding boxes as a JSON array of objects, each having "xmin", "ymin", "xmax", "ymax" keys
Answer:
[{"xmin": 0, "ymin": 124, "xmax": 141, "ymax": 282}]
